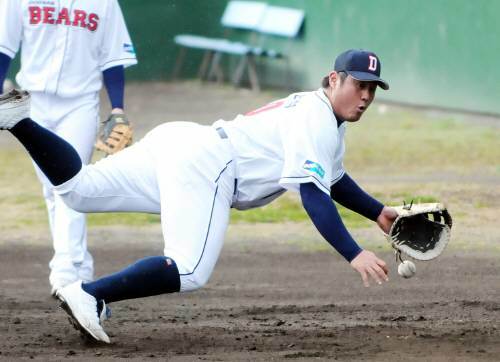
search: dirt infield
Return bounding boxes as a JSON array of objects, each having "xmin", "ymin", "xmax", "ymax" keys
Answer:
[
  {"xmin": 0, "ymin": 82, "xmax": 499, "ymax": 361},
  {"xmin": 0, "ymin": 230, "xmax": 499, "ymax": 361}
]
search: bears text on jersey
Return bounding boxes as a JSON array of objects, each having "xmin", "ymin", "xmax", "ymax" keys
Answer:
[{"xmin": 29, "ymin": 6, "xmax": 99, "ymax": 32}]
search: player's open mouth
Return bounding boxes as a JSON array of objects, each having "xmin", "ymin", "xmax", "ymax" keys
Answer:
[{"xmin": 357, "ymin": 105, "xmax": 366, "ymax": 112}]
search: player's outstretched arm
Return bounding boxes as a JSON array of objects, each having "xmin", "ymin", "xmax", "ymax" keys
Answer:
[
  {"xmin": 300, "ymin": 182, "xmax": 388, "ymax": 287},
  {"xmin": 331, "ymin": 173, "xmax": 397, "ymax": 233}
]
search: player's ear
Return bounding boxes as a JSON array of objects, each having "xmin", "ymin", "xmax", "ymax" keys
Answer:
[{"xmin": 328, "ymin": 71, "xmax": 338, "ymax": 89}]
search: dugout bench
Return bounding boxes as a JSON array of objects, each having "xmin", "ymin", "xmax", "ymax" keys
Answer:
[{"xmin": 172, "ymin": 1, "xmax": 304, "ymax": 91}]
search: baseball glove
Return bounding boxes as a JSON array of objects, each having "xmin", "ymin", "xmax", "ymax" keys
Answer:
[
  {"xmin": 387, "ymin": 202, "xmax": 452, "ymax": 261},
  {"xmin": 95, "ymin": 113, "xmax": 133, "ymax": 155}
]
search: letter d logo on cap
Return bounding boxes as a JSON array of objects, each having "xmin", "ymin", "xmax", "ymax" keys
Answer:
[{"xmin": 368, "ymin": 55, "xmax": 378, "ymax": 71}]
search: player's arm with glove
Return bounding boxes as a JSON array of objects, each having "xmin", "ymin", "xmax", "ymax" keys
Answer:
[
  {"xmin": 300, "ymin": 182, "xmax": 389, "ymax": 287},
  {"xmin": 330, "ymin": 173, "xmax": 398, "ymax": 234},
  {"xmin": 96, "ymin": 65, "xmax": 133, "ymax": 155},
  {"xmin": 330, "ymin": 174, "xmax": 453, "ymax": 263}
]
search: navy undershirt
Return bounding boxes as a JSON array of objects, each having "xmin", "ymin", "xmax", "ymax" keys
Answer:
[
  {"xmin": 300, "ymin": 182, "xmax": 362, "ymax": 262},
  {"xmin": 0, "ymin": 52, "xmax": 12, "ymax": 93},
  {"xmin": 102, "ymin": 65, "xmax": 125, "ymax": 109},
  {"xmin": 330, "ymin": 173, "xmax": 384, "ymax": 222}
]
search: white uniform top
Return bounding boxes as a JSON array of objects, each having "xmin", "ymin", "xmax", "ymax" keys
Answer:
[
  {"xmin": 0, "ymin": 0, "xmax": 137, "ymax": 97},
  {"xmin": 214, "ymin": 88, "xmax": 346, "ymax": 210}
]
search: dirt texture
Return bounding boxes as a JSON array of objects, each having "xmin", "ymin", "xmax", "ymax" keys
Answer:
[
  {"xmin": 0, "ymin": 231, "xmax": 499, "ymax": 361},
  {"xmin": 0, "ymin": 82, "xmax": 499, "ymax": 361}
]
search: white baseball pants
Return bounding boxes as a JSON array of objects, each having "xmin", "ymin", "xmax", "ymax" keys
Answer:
[
  {"xmin": 30, "ymin": 92, "xmax": 99, "ymax": 288},
  {"xmin": 55, "ymin": 122, "xmax": 236, "ymax": 292}
]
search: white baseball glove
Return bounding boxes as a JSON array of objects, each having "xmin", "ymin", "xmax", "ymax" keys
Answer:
[{"xmin": 386, "ymin": 202, "xmax": 452, "ymax": 261}]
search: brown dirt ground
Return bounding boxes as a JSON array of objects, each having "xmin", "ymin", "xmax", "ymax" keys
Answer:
[
  {"xmin": 0, "ymin": 82, "xmax": 499, "ymax": 361},
  {"xmin": 0, "ymin": 231, "xmax": 499, "ymax": 361}
]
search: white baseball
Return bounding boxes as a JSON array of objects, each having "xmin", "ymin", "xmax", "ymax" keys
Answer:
[{"xmin": 398, "ymin": 260, "xmax": 416, "ymax": 278}]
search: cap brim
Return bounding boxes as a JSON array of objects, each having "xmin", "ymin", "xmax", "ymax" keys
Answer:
[{"xmin": 347, "ymin": 71, "xmax": 390, "ymax": 90}]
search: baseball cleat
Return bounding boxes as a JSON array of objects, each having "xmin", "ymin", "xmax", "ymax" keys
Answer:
[
  {"xmin": 56, "ymin": 281, "xmax": 111, "ymax": 343},
  {"xmin": 51, "ymin": 286, "xmax": 112, "ymax": 321},
  {"xmin": 0, "ymin": 89, "xmax": 30, "ymax": 130},
  {"xmin": 98, "ymin": 299, "xmax": 112, "ymax": 323}
]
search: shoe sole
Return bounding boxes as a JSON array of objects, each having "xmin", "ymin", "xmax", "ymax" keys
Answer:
[
  {"xmin": 59, "ymin": 300, "xmax": 107, "ymax": 344},
  {"xmin": 0, "ymin": 102, "xmax": 29, "ymax": 129}
]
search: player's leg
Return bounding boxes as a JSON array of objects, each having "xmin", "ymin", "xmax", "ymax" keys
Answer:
[
  {"xmin": 0, "ymin": 90, "xmax": 90, "ymax": 291},
  {"xmin": 65, "ymin": 124, "xmax": 235, "ymax": 302},
  {"xmin": 1, "ymin": 91, "xmax": 158, "ymax": 214},
  {"xmin": 161, "ymin": 161, "xmax": 235, "ymax": 292},
  {"xmin": 49, "ymin": 95, "xmax": 99, "ymax": 286},
  {"xmin": 56, "ymin": 125, "xmax": 235, "ymax": 342},
  {"xmin": 30, "ymin": 93, "xmax": 100, "ymax": 293},
  {"xmin": 7, "ymin": 116, "xmax": 161, "ymax": 214}
]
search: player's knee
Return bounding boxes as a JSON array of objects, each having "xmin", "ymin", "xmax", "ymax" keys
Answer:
[
  {"xmin": 58, "ymin": 192, "xmax": 88, "ymax": 213},
  {"xmin": 179, "ymin": 270, "xmax": 211, "ymax": 292}
]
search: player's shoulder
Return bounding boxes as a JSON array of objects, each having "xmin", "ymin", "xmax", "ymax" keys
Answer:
[
  {"xmin": 286, "ymin": 89, "xmax": 332, "ymax": 111},
  {"xmin": 295, "ymin": 89, "xmax": 336, "ymax": 122}
]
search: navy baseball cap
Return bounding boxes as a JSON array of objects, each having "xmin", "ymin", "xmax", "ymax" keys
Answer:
[{"xmin": 334, "ymin": 49, "xmax": 389, "ymax": 90}]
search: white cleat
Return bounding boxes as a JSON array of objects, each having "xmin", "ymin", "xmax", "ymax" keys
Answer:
[
  {"xmin": 0, "ymin": 89, "xmax": 30, "ymax": 130},
  {"xmin": 51, "ymin": 284, "xmax": 112, "ymax": 323},
  {"xmin": 56, "ymin": 281, "xmax": 111, "ymax": 344}
]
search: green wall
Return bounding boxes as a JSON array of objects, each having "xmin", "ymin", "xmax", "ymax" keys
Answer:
[
  {"xmin": 121, "ymin": 0, "xmax": 498, "ymax": 114},
  {"xmin": 120, "ymin": 0, "xmax": 227, "ymax": 80}
]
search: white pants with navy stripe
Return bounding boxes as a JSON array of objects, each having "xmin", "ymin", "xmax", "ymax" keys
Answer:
[{"xmin": 55, "ymin": 122, "xmax": 235, "ymax": 292}]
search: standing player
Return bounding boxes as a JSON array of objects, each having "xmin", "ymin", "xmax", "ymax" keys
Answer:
[
  {"xmin": 0, "ymin": 49, "xmax": 397, "ymax": 343},
  {"xmin": 0, "ymin": 0, "xmax": 137, "ymax": 295}
]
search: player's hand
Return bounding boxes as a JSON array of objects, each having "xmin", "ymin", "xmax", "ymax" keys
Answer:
[
  {"xmin": 350, "ymin": 250, "xmax": 388, "ymax": 287},
  {"xmin": 376, "ymin": 206, "xmax": 398, "ymax": 234}
]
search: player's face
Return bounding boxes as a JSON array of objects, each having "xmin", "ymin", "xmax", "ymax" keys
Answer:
[{"xmin": 330, "ymin": 73, "xmax": 377, "ymax": 122}]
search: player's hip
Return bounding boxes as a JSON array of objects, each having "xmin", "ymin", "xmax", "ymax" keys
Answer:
[{"xmin": 144, "ymin": 122, "xmax": 236, "ymax": 184}]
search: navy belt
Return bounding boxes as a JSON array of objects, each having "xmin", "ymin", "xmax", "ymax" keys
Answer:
[{"xmin": 216, "ymin": 127, "xmax": 228, "ymax": 139}]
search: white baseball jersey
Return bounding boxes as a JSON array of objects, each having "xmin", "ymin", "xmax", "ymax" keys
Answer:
[
  {"xmin": 0, "ymin": 0, "xmax": 137, "ymax": 97},
  {"xmin": 214, "ymin": 88, "xmax": 346, "ymax": 210}
]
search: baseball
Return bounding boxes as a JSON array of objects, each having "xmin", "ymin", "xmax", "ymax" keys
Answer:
[{"xmin": 398, "ymin": 260, "xmax": 416, "ymax": 278}]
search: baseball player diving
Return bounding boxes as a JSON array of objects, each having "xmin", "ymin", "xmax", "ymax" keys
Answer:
[
  {"xmin": 0, "ymin": 0, "xmax": 137, "ymax": 295},
  {"xmin": 0, "ymin": 49, "xmax": 398, "ymax": 343}
]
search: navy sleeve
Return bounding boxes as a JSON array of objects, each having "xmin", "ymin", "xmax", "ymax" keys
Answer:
[
  {"xmin": 102, "ymin": 65, "xmax": 125, "ymax": 109},
  {"xmin": 300, "ymin": 182, "xmax": 363, "ymax": 262},
  {"xmin": 330, "ymin": 173, "xmax": 384, "ymax": 222},
  {"xmin": 0, "ymin": 52, "xmax": 12, "ymax": 93}
]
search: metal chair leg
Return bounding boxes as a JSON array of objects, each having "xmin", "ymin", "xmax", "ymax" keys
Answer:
[
  {"xmin": 171, "ymin": 47, "xmax": 187, "ymax": 80},
  {"xmin": 247, "ymin": 56, "xmax": 261, "ymax": 92},
  {"xmin": 198, "ymin": 50, "xmax": 213, "ymax": 80}
]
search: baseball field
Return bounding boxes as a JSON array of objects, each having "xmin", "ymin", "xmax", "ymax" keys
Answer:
[{"xmin": 0, "ymin": 82, "xmax": 499, "ymax": 361}]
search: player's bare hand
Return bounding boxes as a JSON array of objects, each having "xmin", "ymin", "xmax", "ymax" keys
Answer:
[
  {"xmin": 350, "ymin": 250, "xmax": 389, "ymax": 287},
  {"xmin": 376, "ymin": 206, "xmax": 398, "ymax": 234}
]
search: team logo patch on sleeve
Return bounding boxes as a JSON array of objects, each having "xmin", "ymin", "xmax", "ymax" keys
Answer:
[
  {"xmin": 123, "ymin": 43, "xmax": 135, "ymax": 54},
  {"xmin": 303, "ymin": 160, "xmax": 325, "ymax": 179}
]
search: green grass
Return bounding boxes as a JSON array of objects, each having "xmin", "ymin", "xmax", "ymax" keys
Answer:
[
  {"xmin": 345, "ymin": 108, "xmax": 500, "ymax": 174},
  {"xmin": 230, "ymin": 193, "xmax": 370, "ymax": 229}
]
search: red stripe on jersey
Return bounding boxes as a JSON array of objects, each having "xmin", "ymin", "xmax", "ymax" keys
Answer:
[{"xmin": 245, "ymin": 100, "xmax": 285, "ymax": 116}]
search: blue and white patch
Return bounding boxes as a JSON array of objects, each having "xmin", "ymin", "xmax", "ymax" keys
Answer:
[
  {"xmin": 123, "ymin": 43, "xmax": 135, "ymax": 54},
  {"xmin": 303, "ymin": 160, "xmax": 325, "ymax": 179}
]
